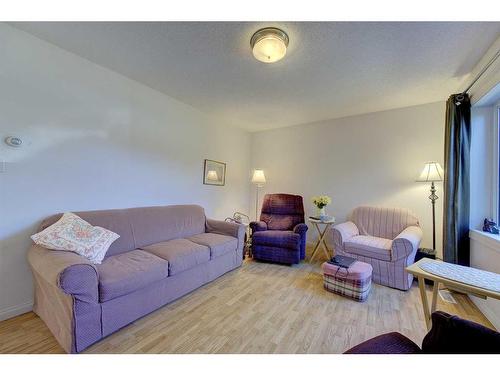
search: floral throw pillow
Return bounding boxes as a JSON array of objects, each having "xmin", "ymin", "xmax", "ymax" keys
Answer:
[
  {"xmin": 31, "ymin": 212, "xmax": 119, "ymax": 264},
  {"xmin": 84, "ymin": 226, "xmax": 120, "ymax": 264}
]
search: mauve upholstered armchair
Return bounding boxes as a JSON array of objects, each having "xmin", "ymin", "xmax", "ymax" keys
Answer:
[
  {"xmin": 250, "ymin": 194, "xmax": 308, "ymax": 265},
  {"xmin": 345, "ymin": 311, "xmax": 500, "ymax": 354},
  {"xmin": 332, "ymin": 206, "xmax": 423, "ymax": 290}
]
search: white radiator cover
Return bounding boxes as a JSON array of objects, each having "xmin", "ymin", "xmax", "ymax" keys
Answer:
[{"xmin": 469, "ymin": 229, "xmax": 500, "ymax": 330}]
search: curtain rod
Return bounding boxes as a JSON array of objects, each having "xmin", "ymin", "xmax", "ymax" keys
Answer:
[{"xmin": 462, "ymin": 48, "xmax": 500, "ymax": 95}]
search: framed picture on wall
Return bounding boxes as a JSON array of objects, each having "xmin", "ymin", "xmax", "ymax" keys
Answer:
[{"xmin": 203, "ymin": 159, "xmax": 226, "ymax": 186}]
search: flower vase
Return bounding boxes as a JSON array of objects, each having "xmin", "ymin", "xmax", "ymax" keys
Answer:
[{"xmin": 317, "ymin": 207, "xmax": 326, "ymax": 220}]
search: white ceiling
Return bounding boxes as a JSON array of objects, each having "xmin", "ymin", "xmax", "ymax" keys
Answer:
[{"xmin": 10, "ymin": 22, "xmax": 500, "ymax": 131}]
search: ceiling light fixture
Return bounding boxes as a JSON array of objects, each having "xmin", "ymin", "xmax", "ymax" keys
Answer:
[{"xmin": 250, "ymin": 27, "xmax": 289, "ymax": 64}]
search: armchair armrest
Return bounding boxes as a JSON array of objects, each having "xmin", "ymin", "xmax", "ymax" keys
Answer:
[
  {"xmin": 422, "ymin": 311, "xmax": 500, "ymax": 353},
  {"xmin": 293, "ymin": 223, "xmax": 308, "ymax": 236},
  {"xmin": 28, "ymin": 244, "xmax": 99, "ymax": 303},
  {"xmin": 392, "ymin": 225, "xmax": 423, "ymax": 261},
  {"xmin": 249, "ymin": 221, "xmax": 268, "ymax": 233},
  {"xmin": 332, "ymin": 221, "xmax": 359, "ymax": 253}
]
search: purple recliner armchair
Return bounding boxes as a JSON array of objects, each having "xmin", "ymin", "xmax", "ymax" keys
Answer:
[
  {"xmin": 250, "ymin": 194, "xmax": 308, "ymax": 265},
  {"xmin": 345, "ymin": 311, "xmax": 500, "ymax": 354}
]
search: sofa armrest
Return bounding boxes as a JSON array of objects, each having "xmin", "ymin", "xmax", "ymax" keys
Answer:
[
  {"xmin": 206, "ymin": 218, "xmax": 246, "ymax": 239},
  {"xmin": 332, "ymin": 221, "xmax": 359, "ymax": 251},
  {"xmin": 249, "ymin": 221, "xmax": 268, "ymax": 233},
  {"xmin": 391, "ymin": 225, "xmax": 423, "ymax": 261},
  {"xmin": 206, "ymin": 218, "xmax": 246, "ymax": 256},
  {"xmin": 28, "ymin": 244, "xmax": 99, "ymax": 303},
  {"xmin": 293, "ymin": 223, "xmax": 308, "ymax": 236}
]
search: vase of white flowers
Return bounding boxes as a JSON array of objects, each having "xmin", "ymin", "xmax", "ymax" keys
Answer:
[{"xmin": 312, "ymin": 195, "xmax": 332, "ymax": 220}]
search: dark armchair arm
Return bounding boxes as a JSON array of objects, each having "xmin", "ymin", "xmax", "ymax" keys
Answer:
[
  {"xmin": 422, "ymin": 311, "xmax": 500, "ymax": 354},
  {"xmin": 293, "ymin": 223, "xmax": 308, "ymax": 236},
  {"xmin": 249, "ymin": 221, "xmax": 267, "ymax": 233}
]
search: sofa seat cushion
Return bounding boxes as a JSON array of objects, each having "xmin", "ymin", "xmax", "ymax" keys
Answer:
[
  {"xmin": 187, "ymin": 233, "xmax": 238, "ymax": 259},
  {"xmin": 141, "ymin": 239, "xmax": 210, "ymax": 275},
  {"xmin": 252, "ymin": 230, "xmax": 300, "ymax": 250},
  {"xmin": 96, "ymin": 250, "xmax": 169, "ymax": 302},
  {"xmin": 345, "ymin": 235, "xmax": 392, "ymax": 261}
]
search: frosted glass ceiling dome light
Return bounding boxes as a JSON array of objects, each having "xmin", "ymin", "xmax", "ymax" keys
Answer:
[{"xmin": 250, "ymin": 27, "xmax": 289, "ymax": 63}]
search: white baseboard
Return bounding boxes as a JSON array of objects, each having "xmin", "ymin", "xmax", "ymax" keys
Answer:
[
  {"xmin": 471, "ymin": 296, "xmax": 500, "ymax": 330},
  {"xmin": 0, "ymin": 301, "xmax": 33, "ymax": 321}
]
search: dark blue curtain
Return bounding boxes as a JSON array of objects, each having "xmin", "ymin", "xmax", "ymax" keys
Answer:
[{"xmin": 443, "ymin": 93, "xmax": 471, "ymax": 266}]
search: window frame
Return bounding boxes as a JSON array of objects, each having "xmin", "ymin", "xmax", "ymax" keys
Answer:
[{"xmin": 494, "ymin": 102, "xmax": 500, "ymax": 224}]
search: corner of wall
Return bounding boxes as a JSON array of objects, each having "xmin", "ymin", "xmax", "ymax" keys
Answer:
[{"xmin": 0, "ymin": 301, "xmax": 33, "ymax": 321}]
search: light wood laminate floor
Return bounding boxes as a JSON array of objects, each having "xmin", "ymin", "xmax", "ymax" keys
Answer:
[{"xmin": 0, "ymin": 254, "xmax": 494, "ymax": 354}]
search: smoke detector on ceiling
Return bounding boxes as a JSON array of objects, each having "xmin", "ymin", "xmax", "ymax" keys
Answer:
[{"xmin": 4, "ymin": 136, "xmax": 23, "ymax": 147}]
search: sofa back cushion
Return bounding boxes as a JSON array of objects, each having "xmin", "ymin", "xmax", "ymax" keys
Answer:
[
  {"xmin": 38, "ymin": 205, "xmax": 206, "ymax": 257},
  {"xmin": 350, "ymin": 206, "xmax": 419, "ymax": 240},
  {"xmin": 260, "ymin": 193, "xmax": 305, "ymax": 231}
]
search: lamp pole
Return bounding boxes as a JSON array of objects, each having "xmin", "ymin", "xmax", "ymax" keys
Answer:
[
  {"xmin": 255, "ymin": 184, "xmax": 259, "ymax": 221},
  {"xmin": 417, "ymin": 162, "xmax": 443, "ymax": 252},
  {"xmin": 429, "ymin": 181, "xmax": 438, "ymax": 250},
  {"xmin": 255, "ymin": 183, "xmax": 264, "ymax": 221}
]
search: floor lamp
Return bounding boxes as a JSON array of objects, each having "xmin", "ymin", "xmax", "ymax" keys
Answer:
[
  {"xmin": 417, "ymin": 162, "xmax": 444, "ymax": 250},
  {"xmin": 251, "ymin": 169, "xmax": 266, "ymax": 220}
]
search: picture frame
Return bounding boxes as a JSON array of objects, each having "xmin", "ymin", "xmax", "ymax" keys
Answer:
[{"xmin": 203, "ymin": 159, "xmax": 226, "ymax": 186}]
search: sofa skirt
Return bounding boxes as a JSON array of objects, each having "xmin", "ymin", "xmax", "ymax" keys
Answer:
[
  {"xmin": 39, "ymin": 249, "xmax": 242, "ymax": 353},
  {"xmin": 100, "ymin": 250, "xmax": 241, "ymax": 338}
]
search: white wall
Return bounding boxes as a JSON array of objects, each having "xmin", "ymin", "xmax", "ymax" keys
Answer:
[
  {"xmin": 251, "ymin": 102, "xmax": 445, "ymax": 254},
  {"xmin": 0, "ymin": 24, "xmax": 251, "ymax": 320}
]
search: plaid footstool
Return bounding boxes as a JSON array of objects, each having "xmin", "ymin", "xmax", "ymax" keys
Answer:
[{"xmin": 322, "ymin": 260, "xmax": 372, "ymax": 302}]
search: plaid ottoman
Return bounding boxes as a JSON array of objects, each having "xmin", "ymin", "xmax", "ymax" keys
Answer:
[{"xmin": 322, "ymin": 260, "xmax": 372, "ymax": 302}]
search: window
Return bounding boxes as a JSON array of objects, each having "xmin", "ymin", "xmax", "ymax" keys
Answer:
[{"xmin": 496, "ymin": 103, "xmax": 500, "ymax": 223}]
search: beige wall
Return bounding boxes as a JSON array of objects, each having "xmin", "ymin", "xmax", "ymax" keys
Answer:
[
  {"xmin": 0, "ymin": 24, "xmax": 251, "ymax": 320},
  {"xmin": 251, "ymin": 102, "xmax": 445, "ymax": 253}
]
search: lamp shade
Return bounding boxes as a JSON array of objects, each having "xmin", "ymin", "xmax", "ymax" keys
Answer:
[
  {"xmin": 417, "ymin": 162, "xmax": 444, "ymax": 182},
  {"xmin": 206, "ymin": 170, "xmax": 218, "ymax": 181},
  {"xmin": 251, "ymin": 169, "xmax": 266, "ymax": 184}
]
